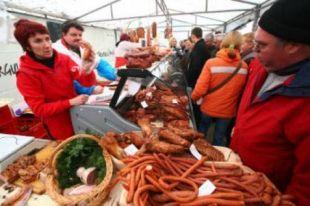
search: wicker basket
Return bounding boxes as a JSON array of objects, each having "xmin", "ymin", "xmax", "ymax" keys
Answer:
[{"xmin": 46, "ymin": 134, "xmax": 113, "ymax": 206}]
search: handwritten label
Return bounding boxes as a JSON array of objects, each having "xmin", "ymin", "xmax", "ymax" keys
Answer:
[
  {"xmin": 140, "ymin": 101, "xmax": 148, "ymax": 108},
  {"xmin": 124, "ymin": 144, "xmax": 139, "ymax": 156},
  {"xmin": 198, "ymin": 180, "xmax": 216, "ymax": 196},
  {"xmin": 189, "ymin": 144, "xmax": 202, "ymax": 160}
]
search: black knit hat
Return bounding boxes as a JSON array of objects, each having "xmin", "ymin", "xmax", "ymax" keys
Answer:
[{"xmin": 258, "ymin": 0, "xmax": 310, "ymax": 45}]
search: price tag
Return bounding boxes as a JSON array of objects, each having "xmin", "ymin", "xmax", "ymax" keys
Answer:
[
  {"xmin": 124, "ymin": 144, "xmax": 139, "ymax": 156},
  {"xmin": 189, "ymin": 144, "xmax": 202, "ymax": 160},
  {"xmin": 172, "ymin": 99, "xmax": 178, "ymax": 104},
  {"xmin": 146, "ymin": 92, "xmax": 153, "ymax": 98},
  {"xmin": 140, "ymin": 101, "xmax": 148, "ymax": 108},
  {"xmin": 128, "ymin": 80, "xmax": 141, "ymax": 95},
  {"xmin": 198, "ymin": 180, "xmax": 216, "ymax": 196}
]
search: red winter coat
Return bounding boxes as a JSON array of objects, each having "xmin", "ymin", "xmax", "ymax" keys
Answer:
[
  {"xmin": 16, "ymin": 51, "xmax": 94, "ymax": 140},
  {"xmin": 230, "ymin": 58, "xmax": 310, "ymax": 205}
]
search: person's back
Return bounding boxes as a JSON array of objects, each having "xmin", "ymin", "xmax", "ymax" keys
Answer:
[
  {"xmin": 192, "ymin": 31, "xmax": 248, "ymax": 146},
  {"xmin": 195, "ymin": 49, "xmax": 248, "ymax": 118},
  {"xmin": 114, "ymin": 40, "xmax": 141, "ymax": 58},
  {"xmin": 186, "ymin": 27, "xmax": 211, "ymax": 88},
  {"xmin": 186, "ymin": 27, "xmax": 211, "ymax": 126},
  {"xmin": 114, "ymin": 33, "xmax": 141, "ymax": 68}
]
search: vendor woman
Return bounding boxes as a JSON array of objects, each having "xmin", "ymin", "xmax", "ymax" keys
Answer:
[{"xmin": 14, "ymin": 19, "xmax": 94, "ymax": 140}]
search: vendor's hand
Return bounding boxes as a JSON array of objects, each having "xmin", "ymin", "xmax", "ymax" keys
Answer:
[
  {"xmin": 69, "ymin": 95, "xmax": 89, "ymax": 106},
  {"xmin": 92, "ymin": 86, "xmax": 103, "ymax": 94},
  {"xmin": 81, "ymin": 60, "xmax": 95, "ymax": 74}
]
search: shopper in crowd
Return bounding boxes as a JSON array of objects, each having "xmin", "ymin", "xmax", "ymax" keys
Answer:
[
  {"xmin": 128, "ymin": 29, "xmax": 139, "ymax": 43},
  {"xmin": 180, "ymin": 38, "xmax": 193, "ymax": 73},
  {"xmin": 230, "ymin": 0, "xmax": 310, "ymax": 204},
  {"xmin": 191, "ymin": 31, "xmax": 248, "ymax": 146},
  {"xmin": 169, "ymin": 36, "xmax": 183, "ymax": 58},
  {"xmin": 169, "ymin": 36, "xmax": 177, "ymax": 48},
  {"xmin": 14, "ymin": 19, "xmax": 93, "ymax": 140},
  {"xmin": 214, "ymin": 32, "xmax": 224, "ymax": 52},
  {"xmin": 241, "ymin": 32, "xmax": 256, "ymax": 66},
  {"xmin": 187, "ymin": 27, "xmax": 211, "ymax": 126},
  {"xmin": 114, "ymin": 33, "xmax": 141, "ymax": 68},
  {"xmin": 53, "ymin": 20, "xmax": 117, "ymax": 85},
  {"xmin": 205, "ymin": 33, "xmax": 218, "ymax": 58},
  {"xmin": 180, "ymin": 39, "xmax": 186, "ymax": 52}
]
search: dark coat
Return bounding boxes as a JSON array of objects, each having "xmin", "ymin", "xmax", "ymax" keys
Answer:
[{"xmin": 186, "ymin": 39, "xmax": 211, "ymax": 88}]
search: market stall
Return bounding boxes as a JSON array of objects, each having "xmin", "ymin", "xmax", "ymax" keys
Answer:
[
  {"xmin": 70, "ymin": 53, "xmax": 196, "ymax": 135},
  {"xmin": 0, "ymin": 131, "xmax": 296, "ymax": 206}
]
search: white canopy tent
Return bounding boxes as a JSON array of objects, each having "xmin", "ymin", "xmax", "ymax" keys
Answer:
[
  {"xmin": 0, "ymin": 0, "xmax": 276, "ymax": 104},
  {"xmin": 2, "ymin": 0, "xmax": 275, "ymax": 40}
]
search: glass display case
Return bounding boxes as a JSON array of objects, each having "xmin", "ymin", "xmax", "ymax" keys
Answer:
[{"xmin": 70, "ymin": 54, "xmax": 196, "ymax": 135}]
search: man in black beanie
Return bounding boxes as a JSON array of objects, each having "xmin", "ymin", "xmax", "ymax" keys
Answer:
[{"xmin": 230, "ymin": 0, "xmax": 310, "ymax": 205}]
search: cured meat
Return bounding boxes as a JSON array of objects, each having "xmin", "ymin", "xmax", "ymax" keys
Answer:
[
  {"xmin": 193, "ymin": 138, "xmax": 225, "ymax": 161},
  {"xmin": 145, "ymin": 134, "xmax": 185, "ymax": 154},
  {"xmin": 137, "ymin": 117, "xmax": 152, "ymax": 137},
  {"xmin": 158, "ymin": 129, "xmax": 190, "ymax": 147},
  {"xmin": 152, "ymin": 22, "xmax": 157, "ymax": 38},
  {"xmin": 1, "ymin": 155, "xmax": 36, "ymax": 183},
  {"xmin": 100, "ymin": 132, "xmax": 126, "ymax": 159},
  {"xmin": 80, "ymin": 41, "xmax": 93, "ymax": 61},
  {"xmin": 122, "ymin": 131, "xmax": 145, "ymax": 148},
  {"xmin": 126, "ymin": 57, "xmax": 152, "ymax": 69}
]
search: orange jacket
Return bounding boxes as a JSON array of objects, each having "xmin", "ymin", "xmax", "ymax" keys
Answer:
[{"xmin": 191, "ymin": 48, "xmax": 248, "ymax": 118}]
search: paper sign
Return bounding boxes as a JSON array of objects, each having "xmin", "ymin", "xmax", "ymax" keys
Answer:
[
  {"xmin": 189, "ymin": 144, "xmax": 202, "ymax": 160},
  {"xmin": 140, "ymin": 101, "xmax": 148, "ymax": 108},
  {"xmin": 127, "ymin": 80, "xmax": 141, "ymax": 96},
  {"xmin": 124, "ymin": 144, "xmax": 139, "ymax": 156},
  {"xmin": 198, "ymin": 180, "xmax": 216, "ymax": 196},
  {"xmin": 172, "ymin": 99, "xmax": 178, "ymax": 104}
]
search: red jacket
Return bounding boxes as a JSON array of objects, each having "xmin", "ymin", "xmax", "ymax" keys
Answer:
[
  {"xmin": 230, "ymin": 58, "xmax": 310, "ymax": 205},
  {"xmin": 16, "ymin": 51, "xmax": 94, "ymax": 140}
]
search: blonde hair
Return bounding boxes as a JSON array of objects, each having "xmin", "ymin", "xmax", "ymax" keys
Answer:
[
  {"xmin": 220, "ymin": 31, "xmax": 243, "ymax": 59},
  {"xmin": 169, "ymin": 37, "xmax": 177, "ymax": 47},
  {"xmin": 243, "ymin": 32, "xmax": 254, "ymax": 44}
]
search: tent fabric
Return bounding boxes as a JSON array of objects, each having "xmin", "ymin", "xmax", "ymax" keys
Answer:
[{"xmin": 3, "ymin": 0, "xmax": 274, "ymax": 39}]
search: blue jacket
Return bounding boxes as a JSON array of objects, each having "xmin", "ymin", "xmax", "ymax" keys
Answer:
[
  {"xmin": 96, "ymin": 58, "xmax": 117, "ymax": 81},
  {"xmin": 73, "ymin": 80, "xmax": 95, "ymax": 95}
]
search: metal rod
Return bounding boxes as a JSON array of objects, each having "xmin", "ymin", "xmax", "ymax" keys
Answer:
[
  {"xmin": 73, "ymin": 0, "xmax": 122, "ymax": 20},
  {"xmin": 231, "ymin": 0, "xmax": 258, "ymax": 6},
  {"xmin": 171, "ymin": 29, "xmax": 212, "ymax": 32},
  {"xmin": 171, "ymin": 18, "xmax": 216, "ymax": 29},
  {"xmin": 4, "ymin": 2, "xmax": 69, "ymax": 20},
  {"xmin": 155, "ymin": 0, "xmax": 158, "ymax": 15},
  {"xmin": 81, "ymin": 9, "xmax": 251, "ymax": 23},
  {"xmin": 110, "ymin": 5, "xmax": 114, "ymax": 19},
  {"xmin": 169, "ymin": 9, "xmax": 225, "ymax": 23},
  {"xmin": 157, "ymin": 24, "xmax": 220, "ymax": 28}
]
